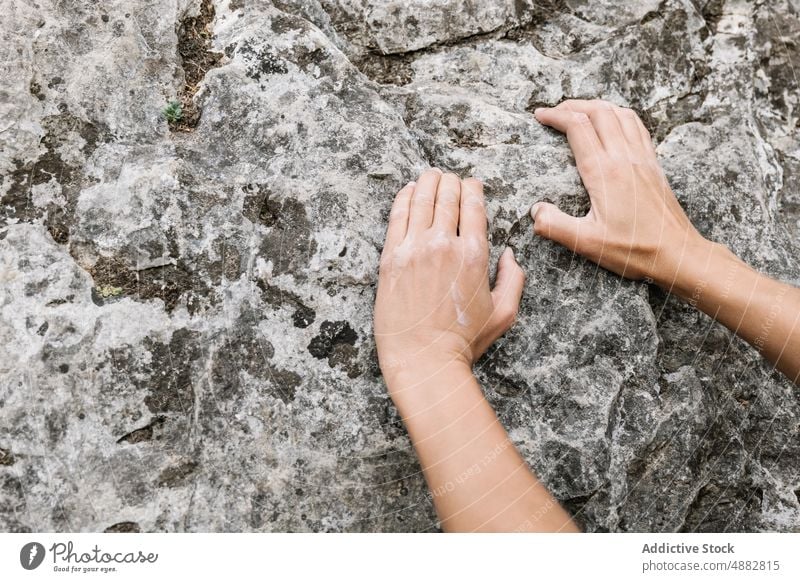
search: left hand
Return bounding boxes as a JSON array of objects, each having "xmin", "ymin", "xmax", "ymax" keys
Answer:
[{"xmin": 374, "ymin": 169, "xmax": 525, "ymax": 384}]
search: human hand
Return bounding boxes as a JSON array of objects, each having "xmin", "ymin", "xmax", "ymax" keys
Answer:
[
  {"xmin": 532, "ymin": 99, "xmax": 709, "ymax": 284},
  {"xmin": 374, "ymin": 169, "xmax": 525, "ymax": 383}
]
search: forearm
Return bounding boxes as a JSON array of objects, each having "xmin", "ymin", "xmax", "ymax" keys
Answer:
[
  {"xmin": 655, "ymin": 238, "xmax": 800, "ymax": 383},
  {"xmin": 386, "ymin": 359, "xmax": 579, "ymax": 532}
]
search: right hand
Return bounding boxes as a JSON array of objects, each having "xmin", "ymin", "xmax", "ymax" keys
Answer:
[{"xmin": 531, "ymin": 99, "xmax": 708, "ymax": 283}]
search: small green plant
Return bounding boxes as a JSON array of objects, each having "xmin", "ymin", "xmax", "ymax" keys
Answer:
[
  {"xmin": 162, "ymin": 100, "xmax": 183, "ymax": 124},
  {"xmin": 98, "ymin": 285, "xmax": 123, "ymax": 298}
]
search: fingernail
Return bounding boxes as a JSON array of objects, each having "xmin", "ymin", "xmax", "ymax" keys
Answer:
[
  {"xmin": 406, "ymin": 181, "xmax": 416, "ymax": 188},
  {"xmin": 530, "ymin": 203, "xmax": 542, "ymax": 219},
  {"xmin": 503, "ymin": 247, "xmax": 515, "ymax": 261},
  {"xmin": 533, "ymin": 107, "xmax": 548, "ymax": 117},
  {"xmin": 431, "ymin": 167, "xmax": 443, "ymax": 174}
]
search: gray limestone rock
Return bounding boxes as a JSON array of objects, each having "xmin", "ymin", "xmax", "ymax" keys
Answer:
[{"xmin": 1, "ymin": 0, "xmax": 798, "ymax": 532}]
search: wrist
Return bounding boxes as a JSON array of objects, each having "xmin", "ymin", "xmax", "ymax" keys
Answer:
[
  {"xmin": 651, "ymin": 235, "xmax": 744, "ymax": 300},
  {"xmin": 380, "ymin": 355, "xmax": 475, "ymax": 413},
  {"xmin": 377, "ymin": 337, "xmax": 473, "ymax": 385},
  {"xmin": 649, "ymin": 232, "xmax": 714, "ymax": 291}
]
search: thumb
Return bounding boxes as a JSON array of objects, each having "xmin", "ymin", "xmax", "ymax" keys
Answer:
[
  {"xmin": 490, "ymin": 247, "xmax": 525, "ymax": 334},
  {"xmin": 530, "ymin": 202, "xmax": 584, "ymax": 252}
]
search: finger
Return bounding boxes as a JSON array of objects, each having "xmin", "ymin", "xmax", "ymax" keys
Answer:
[
  {"xmin": 459, "ymin": 177, "xmax": 487, "ymax": 238},
  {"xmin": 557, "ymin": 99, "xmax": 627, "ymax": 152},
  {"xmin": 613, "ymin": 106, "xmax": 645, "ymax": 148},
  {"xmin": 432, "ymin": 173, "xmax": 461, "ymax": 235},
  {"xmin": 383, "ymin": 181, "xmax": 415, "ymax": 253},
  {"xmin": 490, "ymin": 248, "xmax": 525, "ymax": 334},
  {"xmin": 534, "ymin": 107, "xmax": 604, "ymax": 162},
  {"xmin": 530, "ymin": 202, "xmax": 586, "ymax": 253},
  {"xmin": 408, "ymin": 168, "xmax": 442, "ymax": 233}
]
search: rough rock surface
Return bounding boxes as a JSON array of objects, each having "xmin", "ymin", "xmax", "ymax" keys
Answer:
[{"xmin": 1, "ymin": 0, "xmax": 799, "ymax": 532}]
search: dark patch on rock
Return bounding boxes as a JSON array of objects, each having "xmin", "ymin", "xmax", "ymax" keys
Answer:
[
  {"xmin": 257, "ymin": 280, "xmax": 316, "ymax": 328},
  {"xmin": 680, "ymin": 482, "xmax": 764, "ymax": 532},
  {"xmin": 308, "ymin": 320, "xmax": 358, "ymax": 361},
  {"xmin": 87, "ymin": 255, "xmax": 211, "ymax": 314},
  {"xmin": 267, "ymin": 368, "xmax": 301, "ymax": 404},
  {"xmin": 0, "ymin": 473, "xmax": 27, "ymax": 524},
  {"xmin": 242, "ymin": 183, "xmax": 280, "ymax": 226},
  {"xmin": 210, "ymin": 308, "xmax": 275, "ymax": 398},
  {"xmin": 700, "ymin": 0, "xmax": 725, "ymax": 36},
  {"xmin": 640, "ymin": 92, "xmax": 709, "ymax": 144},
  {"xmin": 206, "ymin": 237, "xmax": 245, "ymax": 284},
  {"xmin": 291, "ymin": 304, "xmax": 315, "ymax": 328},
  {"xmin": 293, "ymin": 44, "xmax": 337, "ymax": 78},
  {"xmin": 0, "ymin": 447, "xmax": 15, "ymax": 466},
  {"xmin": 248, "ymin": 488, "xmax": 280, "ymax": 529},
  {"xmin": 29, "ymin": 80, "xmax": 45, "ymax": 101},
  {"xmin": 104, "ymin": 521, "xmax": 141, "ymax": 533},
  {"xmin": 256, "ymin": 195, "xmax": 317, "ymax": 276},
  {"xmin": 117, "ymin": 416, "xmax": 166, "ymax": 445},
  {"xmin": 269, "ymin": 11, "xmax": 309, "ymax": 36},
  {"xmin": 239, "ymin": 39, "xmax": 289, "ymax": 81},
  {"xmin": 326, "ymin": 343, "xmax": 362, "ymax": 378},
  {"xmin": 172, "ymin": 0, "xmax": 223, "ymax": 131},
  {"xmin": 157, "ymin": 460, "xmax": 198, "ymax": 487},
  {"xmin": 477, "ymin": 346, "xmax": 528, "ymax": 398},
  {"xmin": 355, "ymin": 53, "xmax": 415, "ymax": 86},
  {"xmin": 525, "ymin": 97, "xmax": 559, "ymax": 114},
  {"xmin": 46, "ymin": 413, "xmax": 67, "ymax": 444},
  {"xmin": 141, "ymin": 329, "xmax": 203, "ymax": 415},
  {"xmin": 1, "ymin": 112, "xmax": 105, "ymax": 243}
]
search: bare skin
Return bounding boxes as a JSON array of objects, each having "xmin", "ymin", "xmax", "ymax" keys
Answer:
[
  {"xmin": 373, "ymin": 99, "xmax": 799, "ymax": 533},
  {"xmin": 532, "ymin": 99, "xmax": 799, "ymax": 384},
  {"xmin": 374, "ymin": 169, "xmax": 579, "ymax": 532}
]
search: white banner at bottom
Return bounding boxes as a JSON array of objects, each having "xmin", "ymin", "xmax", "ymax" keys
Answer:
[{"xmin": 1, "ymin": 533, "xmax": 797, "ymax": 581}]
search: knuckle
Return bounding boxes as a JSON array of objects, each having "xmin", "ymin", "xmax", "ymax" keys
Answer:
[
  {"xmin": 462, "ymin": 177, "xmax": 482, "ymax": 189},
  {"xmin": 414, "ymin": 196, "xmax": 435, "ymax": 210},
  {"xmin": 571, "ymin": 112, "xmax": 591, "ymax": 125},
  {"xmin": 437, "ymin": 187, "xmax": 460, "ymax": 204},
  {"xmin": 378, "ymin": 252, "xmax": 395, "ymax": 275},
  {"xmin": 441, "ymin": 172, "xmax": 460, "ymax": 182},
  {"xmin": 462, "ymin": 236, "xmax": 488, "ymax": 265},
  {"xmin": 426, "ymin": 235, "xmax": 453, "ymax": 255},
  {"xmin": 462, "ymin": 193, "xmax": 486, "ymax": 210},
  {"xmin": 388, "ymin": 206, "xmax": 407, "ymax": 222}
]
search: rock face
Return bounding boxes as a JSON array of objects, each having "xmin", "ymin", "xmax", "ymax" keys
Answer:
[{"xmin": 1, "ymin": 0, "xmax": 799, "ymax": 532}]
